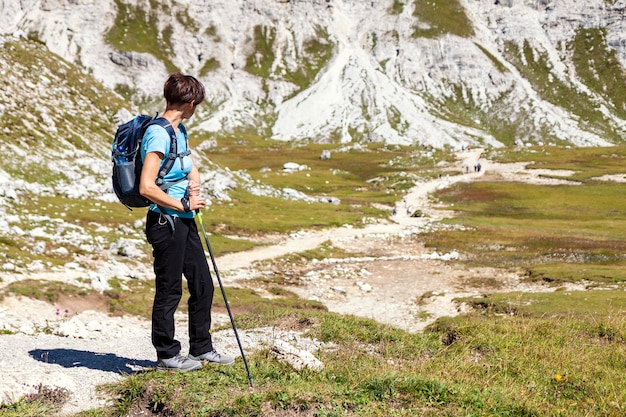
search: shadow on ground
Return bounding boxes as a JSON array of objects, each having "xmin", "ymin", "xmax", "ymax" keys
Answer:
[{"xmin": 29, "ymin": 348, "xmax": 154, "ymax": 374}]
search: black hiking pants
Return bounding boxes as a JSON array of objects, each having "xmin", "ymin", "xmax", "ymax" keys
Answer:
[{"xmin": 145, "ymin": 210, "xmax": 214, "ymax": 359}]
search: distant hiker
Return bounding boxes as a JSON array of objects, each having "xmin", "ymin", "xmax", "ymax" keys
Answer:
[
  {"xmin": 477, "ymin": 162, "xmax": 482, "ymax": 172},
  {"xmin": 140, "ymin": 72, "xmax": 234, "ymax": 371}
]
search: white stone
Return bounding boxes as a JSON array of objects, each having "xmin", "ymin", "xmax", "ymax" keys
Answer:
[
  {"xmin": 56, "ymin": 317, "xmax": 89, "ymax": 339},
  {"xmin": 269, "ymin": 340, "xmax": 324, "ymax": 372},
  {"xmin": 1, "ymin": 263, "xmax": 15, "ymax": 271}
]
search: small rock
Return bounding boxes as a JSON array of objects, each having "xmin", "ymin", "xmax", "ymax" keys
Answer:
[
  {"xmin": 330, "ymin": 286, "xmax": 346, "ymax": 295},
  {"xmin": 269, "ymin": 340, "xmax": 324, "ymax": 372},
  {"xmin": 356, "ymin": 281, "xmax": 372, "ymax": 292}
]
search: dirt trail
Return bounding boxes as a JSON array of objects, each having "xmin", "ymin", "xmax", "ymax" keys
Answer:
[
  {"xmin": 218, "ymin": 149, "xmax": 485, "ymax": 271},
  {"xmin": 217, "ymin": 149, "xmax": 517, "ymax": 333},
  {"xmin": 214, "ymin": 148, "xmax": 584, "ymax": 333}
]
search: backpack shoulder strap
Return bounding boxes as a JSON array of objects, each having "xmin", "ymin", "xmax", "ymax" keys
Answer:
[
  {"xmin": 144, "ymin": 118, "xmax": 190, "ymax": 229},
  {"xmin": 146, "ymin": 118, "xmax": 188, "ymax": 187},
  {"xmin": 179, "ymin": 122, "xmax": 188, "ymax": 138},
  {"xmin": 147, "ymin": 117, "xmax": 177, "ymax": 154}
]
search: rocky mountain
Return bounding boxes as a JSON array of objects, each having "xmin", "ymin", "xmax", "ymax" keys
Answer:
[
  {"xmin": 1, "ymin": 0, "xmax": 626, "ymax": 278},
  {"xmin": 3, "ymin": 0, "xmax": 626, "ymax": 149}
]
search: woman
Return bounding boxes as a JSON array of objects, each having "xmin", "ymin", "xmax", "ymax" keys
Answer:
[{"xmin": 140, "ymin": 72, "xmax": 234, "ymax": 371}]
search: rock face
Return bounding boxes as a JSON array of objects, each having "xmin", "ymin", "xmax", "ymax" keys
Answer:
[{"xmin": 1, "ymin": 0, "xmax": 626, "ymax": 147}]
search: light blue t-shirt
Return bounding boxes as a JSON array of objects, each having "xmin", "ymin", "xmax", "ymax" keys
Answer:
[{"xmin": 141, "ymin": 122, "xmax": 193, "ymax": 218}]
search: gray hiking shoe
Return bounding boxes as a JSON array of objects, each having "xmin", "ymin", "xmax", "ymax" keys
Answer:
[
  {"xmin": 189, "ymin": 350, "xmax": 235, "ymax": 365},
  {"xmin": 157, "ymin": 354, "xmax": 202, "ymax": 371}
]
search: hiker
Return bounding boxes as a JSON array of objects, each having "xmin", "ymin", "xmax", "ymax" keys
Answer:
[{"xmin": 139, "ymin": 72, "xmax": 234, "ymax": 371}]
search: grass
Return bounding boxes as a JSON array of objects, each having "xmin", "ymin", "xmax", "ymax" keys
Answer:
[
  {"xmin": 421, "ymin": 146, "xmax": 626, "ymax": 279},
  {"xmin": 189, "ymin": 134, "xmax": 452, "ymax": 236},
  {"xmin": 105, "ymin": 0, "xmax": 178, "ymax": 76},
  {"xmin": 427, "ymin": 181, "xmax": 626, "ymax": 270},
  {"xmin": 502, "ymin": 38, "xmax": 625, "ymax": 143},
  {"xmin": 4, "ymin": 291, "xmax": 626, "ymax": 416},
  {"xmin": 0, "ymin": 385, "xmax": 69, "ymax": 416},
  {"xmin": 5, "ymin": 144, "xmax": 626, "ymax": 416},
  {"xmin": 5, "ymin": 5, "xmax": 626, "ymax": 415},
  {"xmin": 488, "ymin": 144, "xmax": 626, "ymax": 181},
  {"xmin": 572, "ymin": 28, "xmax": 626, "ymax": 121},
  {"xmin": 2, "ymin": 280, "xmax": 93, "ymax": 304},
  {"xmin": 243, "ymin": 24, "xmax": 334, "ymax": 94},
  {"xmin": 0, "ymin": 129, "xmax": 452, "ymax": 273},
  {"xmin": 457, "ymin": 286, "xmax": 626, "ymax": 319},
  {"xmin": 196, "ymin": 134, "xmax": 452, "ymax": 206},
  {"xmin": 412, "ymin": 0, "xmax": 474, "ymax": 39},
  {"xmin": 52, "ymin": 292, "xmax": 626, "ymax": 417},
  {"xmin": 203, "ymin": 188, "xmax": 384, "ymax": 235}
]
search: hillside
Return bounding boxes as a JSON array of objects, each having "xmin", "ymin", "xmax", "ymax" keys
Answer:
[
  {"xmin": 2, "ymin": 0, "xmax": 626, "ymax": 148},
  {"xmin": 1, "ymin": 0, "xmax": 626, "ymax": 294}
]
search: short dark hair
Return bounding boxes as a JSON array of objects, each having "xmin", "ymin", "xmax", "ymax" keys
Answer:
[{"xmin": 163, "ymin": 72, "xmax": 205, "ymax": 106}]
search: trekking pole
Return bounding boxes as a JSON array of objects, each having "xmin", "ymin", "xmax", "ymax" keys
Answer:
[{"xmin": 196, "ymin": 210, "xmax": 254, "ymax": 389}]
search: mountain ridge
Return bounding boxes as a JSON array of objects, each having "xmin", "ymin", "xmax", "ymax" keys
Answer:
[{"xmin": 3, "ymin": 0, "xmax": 626, "ymax": 148}]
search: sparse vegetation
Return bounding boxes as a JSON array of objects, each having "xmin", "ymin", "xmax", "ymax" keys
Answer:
[
  {"xmin": 571, "ymin": 28, "xmax": 626, "ymax": 120},
  {"xmin": 198, "ymin": 56, "xmax": 220, "ymax": 76},
  {"xmin": 244, "ymin": 25, "xmax": 277, "ymax": 79},
  {"xmin": 243, "ymin": 25, "xmax": 334, "ymax": 93},
  {"xmin": 503, "ymin": 39, "xmax": 625, "ymax": 143},
  {"xmin": 389, "ymin": 0, "xmax": 405, "ymax": 15},
  {"xmin": 0, "ymin": 385, "xmax": 69, "ymax": 416},
  {"xmin": 475, "ymin": 43, "xmax": 509, "ymax": 74},
  {"xmin": 105, "ymin": 0, "xmax": 178, "ymax": 74},
  {"xmin": 412, "ymin": 0, "xmax": 474, "ymax": 38},
  {"xmin": 4, "ymin": 280, "xmax": 92, "ymax": 303}
]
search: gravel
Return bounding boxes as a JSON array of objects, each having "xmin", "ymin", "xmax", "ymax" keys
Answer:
[{"xmin": 0, "ymin": 296, "xmax": 324, "ymax": 415}]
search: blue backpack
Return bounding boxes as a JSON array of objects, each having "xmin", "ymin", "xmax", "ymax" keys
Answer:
[{"xmin": 111, "ymin": 115, "xmax": 190, "ymax": 209}]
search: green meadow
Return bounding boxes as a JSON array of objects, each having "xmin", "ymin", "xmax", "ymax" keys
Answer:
[{"xmin": 3, "ymin": 144, "xmax": 626, "ymax": 416}]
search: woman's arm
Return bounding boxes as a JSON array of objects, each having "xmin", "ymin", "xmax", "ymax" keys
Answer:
[
  {"xmin": 139, "ymin": 152, "xmax": 206, "ymax": 212},
  {"xmin": 188, "ymin": 164, "xmax": 201, "ymax": 196}
]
